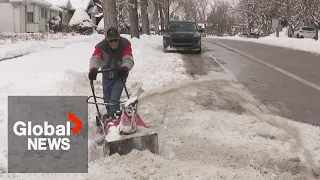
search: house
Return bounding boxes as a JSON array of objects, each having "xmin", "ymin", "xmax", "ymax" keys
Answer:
[{"xmin": 0, "ymin": 0, "xmax": 63, "ymax": 33}]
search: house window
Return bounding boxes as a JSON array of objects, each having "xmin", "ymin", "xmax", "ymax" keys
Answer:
[
  {"xmin": 27, "ymin": 12, "xmax": 34, "ymax": 22},
  {"xmin": 41, "ymin": 8, "xmax": 46, "ymax": 18}
]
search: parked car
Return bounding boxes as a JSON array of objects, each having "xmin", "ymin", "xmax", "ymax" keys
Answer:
[
  {"xmin": 162, "ymin": 20, "xmax": 202, "ymax": 54},
  {"xmin": 293, "ymin": 26, "xmax": 316, "ymax": 39}
]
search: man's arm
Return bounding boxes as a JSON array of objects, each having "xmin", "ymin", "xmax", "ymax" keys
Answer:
[
  {"xmin": 121, "ymin": 43, "xmax": 134, "ymax": 71},
  {"xmin": 89, "ymin": 46, "xmax": 103, "ymax": 71}
]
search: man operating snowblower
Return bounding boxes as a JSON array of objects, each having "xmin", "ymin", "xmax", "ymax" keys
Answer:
[
  {"xmin": 87, "ymin": 27, "xmax": 159, "ymax": 156},
  {"xmin": 88, "ymin": 27, "xmax": 134, "ymax": 123}
]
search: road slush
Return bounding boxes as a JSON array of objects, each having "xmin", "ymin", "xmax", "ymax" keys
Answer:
[{"xmin": 13, "ymin": 121, "xmax": 72, "ymax": 151}]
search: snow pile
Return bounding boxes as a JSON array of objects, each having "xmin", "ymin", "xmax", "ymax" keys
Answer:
[
  {"xmin": 125, "ymin": 35, "xmax": 190, "ymax": 90},
  {"xmin": 70, "ymin": 0, "xmax": 91, "ymax": 10},
  {"xmin": 212, "ymin": 32, "xmax": 320, "ymax": 55},
  {"xmin": 0, "ymin": 34, "xmax": 320, "ymax": 179},
  {"xmin": 69, "ymin": 8, "xmax": 93, "ymax": 27},
  {"xmin": 46, "ymin": 0, "xmax": 71, "ymax": 9},
  {"xmin": 69, "ymin": 8, "xmax": 95, "ymax": 35}
]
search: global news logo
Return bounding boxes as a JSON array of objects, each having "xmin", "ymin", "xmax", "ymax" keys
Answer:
[{"xmin": 12, "ymin": 112, "xmax": 82, "ymax": 151}]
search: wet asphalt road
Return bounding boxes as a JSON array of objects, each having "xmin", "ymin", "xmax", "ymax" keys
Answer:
[{"xmin": 179, "ymin": 38, "xmax": 320, "ymax": 126}]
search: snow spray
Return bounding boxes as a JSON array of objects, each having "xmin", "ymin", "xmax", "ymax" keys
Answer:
[{"xmin": 136, "ymin": 73, "xmax": 320, "ymax": 177}]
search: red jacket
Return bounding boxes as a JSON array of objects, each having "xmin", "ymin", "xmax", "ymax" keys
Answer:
[{"xmin": 89, "ymin": 37, "xmax": 134, "ymax": 78}]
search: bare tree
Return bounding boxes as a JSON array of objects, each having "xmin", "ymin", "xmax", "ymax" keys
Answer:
[
  {"xmin": 181, "ymin": 0, "xmax": 197, "ymax": 21},
  {"xmin": 159, "ymin": 2, "xmax": 165, "ymax": 31},
  {"xmin": 234, "ymin": 0, "xmax": 260, "ymax": 33},
  {"xmin": 197, "ymin": 0, "xmax": 209, "ymax": 22},
  {"xmin": 169, "ymin": 0, "xmax": 184, "ymax": 19},
  {"xmin": 207, "ymin": 0, "xmax": 235, "ymax": 36},
  {"xmin": 274, "ymin": 0, "xmax": 304, "ymax": 37},
  {"xmin": 129, "ymin": 0, "xmax": 140, "ymax": 38},
  {"xmin": 207, "ymin": 2, "xmax": 217, "ymax": 35},
  {"xmin": 153, "ymin": 0, "xmax": 160, "ymax": 34},
  {"xmin": 102, "ymin": 0, "xmax": 118, "ymax": 37},
  {"xmin": 141, "ymin": 0, "xmax": 150, "ymax": 34},
  {"xmin": 164, "ymin": 0, "xmax": 170, "ymax": 28},
  {"xmin": 303, "ymin": 0, "xmax": 320, "ymax": 40},
  {"xmin": 116, "ymin": 0, "xmax": 130, "ymax": 33}
]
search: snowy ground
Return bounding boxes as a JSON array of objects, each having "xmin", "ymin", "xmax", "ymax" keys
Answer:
[
  {"xmin": 0, "ymin": 34, "xmax": 320, "ymax": 179},
  {"xmin": 0, "ymin": 33, "xmax": 75, "ymax": 45},
  {"xmin": 210, "ymin": 29, "xmax": 320, "ymax": 55},
  {"xmin": 0, "ymin": 33, "xmax": 91, "ymax": 61}
]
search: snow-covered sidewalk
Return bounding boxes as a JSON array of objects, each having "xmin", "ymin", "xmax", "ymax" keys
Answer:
[
  {"xmin": 0, "ymin": 34, "xmax": 320, "ymax": 179},
  {"xmin": 211, "ymin": 34, "xmax": 320, "ymax": 55}
]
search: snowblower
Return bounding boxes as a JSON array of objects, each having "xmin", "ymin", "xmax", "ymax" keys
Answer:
[{"xmin": 86, "ymin": 69, "xmax": 159, "ymax": 156}]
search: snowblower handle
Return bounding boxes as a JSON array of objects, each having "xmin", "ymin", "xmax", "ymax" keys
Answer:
[
  {"xmin": 90, "ymin": 79, "xmax": 101, "ymax": 119},
  {"xmin": 121, "ymin": 78, "xmax": 130, "ymax": 99},
  {"xmin": 90, "ymin": 69, "xmax": 130, "ymax": 98},
  {"xmin": 96, "ymin": 69, "xmax": 119, "ymax": 73}
]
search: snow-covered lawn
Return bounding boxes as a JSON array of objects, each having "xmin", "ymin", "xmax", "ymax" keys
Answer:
[
  {"xmin": 0, "ymin": 33, "xmax": 72, "ymax": 45},
  {"xmin": 211, "ymin": 32, "xmax": 320, "ymax": 55},
  {"xmin": 0, "ymin": 34, "xmax": 96, "ymax": 61},
  {"xmin": 0, "ymin": 34, "xmax": 320, "ymax": 179}
]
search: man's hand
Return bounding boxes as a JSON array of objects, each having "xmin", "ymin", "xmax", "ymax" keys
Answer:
[
  {"xmin": 119, "ymin": 67, "xmax": 128, "ymax": 78},
  {"xmin": 89, "ymin": 68, "xmax": 98, "ymax": 80}
]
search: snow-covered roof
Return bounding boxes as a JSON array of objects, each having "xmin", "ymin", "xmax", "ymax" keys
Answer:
[
  {"xmin": 26, "ymin": 0, "xmax": 52, "ymax": 7},
  {"xmin": 48, "ymin": 6, "xmax": 63, "ymax": 12},
  {"xmin": 46, "ymin": 0, "xmax": 71, "ymax": 9}
]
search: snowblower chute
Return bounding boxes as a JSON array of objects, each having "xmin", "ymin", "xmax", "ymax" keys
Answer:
[{"xmin": 87, "ymin": 69, "xmax": 159, "ymax": 156}]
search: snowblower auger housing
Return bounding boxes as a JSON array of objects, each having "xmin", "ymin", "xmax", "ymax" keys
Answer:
[{"xmin": 87, "ymin": 69, "xmax": 159, "ymax": 156}]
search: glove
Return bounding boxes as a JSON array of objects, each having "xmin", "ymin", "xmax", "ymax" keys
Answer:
[
  {"xmin": 118, "ymin": 67, "xmax": 128, "ymax": 78},
  {"xmin": 88, "ymin": 68, "xmax": 98, "ymax": 80}
]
